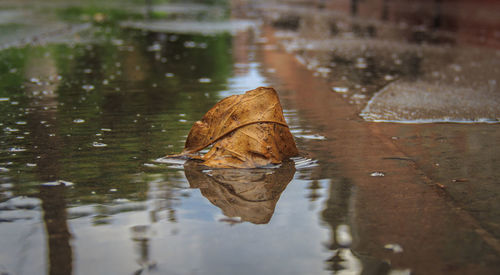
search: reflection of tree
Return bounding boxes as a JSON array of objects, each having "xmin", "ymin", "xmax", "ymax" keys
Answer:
[
  {"xmin": 321, "ymin": 178, "xmax": 392, "ymax": 274},
  {"xmin": 184, "ymin": 160, "xmax": 295, "ymax": 224},
  {"xmin": 307, "ymin": 180, "xmax": 322, "ymax": 202},
  {"xmin": 24, "ymin": 52, "xmax": 73, "ymax": 275},
  {"xmin": 0, "ymin": 23, "xmax": 244, "ymax": 272},
  {"xmin": 147, "ymin": 173, "xmax": 184, "ymax": 224},
  {"xmin": 351, "ymin": 0, "xmax": 359, "ymax": 16},
  {"xmin": 130, "ymin": 225, "xmax": 156, "ymax": 275},
  {"xmin": 321, "ymin": 177, "xmax": 355, "ymax": 272},
  {"xmin": 40, "ymin": 185, "xmax": 73, "ymax": 275},
  {"xmin": 3, "ymin": 27, "xmax": 236, "ymax": 203}
]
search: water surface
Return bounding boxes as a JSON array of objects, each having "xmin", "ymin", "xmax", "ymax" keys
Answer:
[{"xmin": 0, "ymin": 23, "xmax": 344, "ymax": 275}]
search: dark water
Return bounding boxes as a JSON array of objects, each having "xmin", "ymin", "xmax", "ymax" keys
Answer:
[{"xmin": 0, "ymin": 25, "xmax": 340, "ymax": 275}]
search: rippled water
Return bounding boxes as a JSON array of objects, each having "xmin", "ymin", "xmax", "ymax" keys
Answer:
[{"xmin": 0, "ymin": 25, "xmax": 350, "ymax": 275}]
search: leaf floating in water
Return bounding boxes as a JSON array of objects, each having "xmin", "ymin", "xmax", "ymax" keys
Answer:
[{"xmin": 168, "ymin": 87, "xmax": 298, "ymax": 168}]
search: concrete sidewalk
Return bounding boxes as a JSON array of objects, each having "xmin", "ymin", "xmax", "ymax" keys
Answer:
[{"xmin": 246, "ymin": 0, "xmax": 500, "ymax": 273}]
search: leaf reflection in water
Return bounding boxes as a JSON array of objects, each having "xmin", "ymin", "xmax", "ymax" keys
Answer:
[{"xmin": 184, "ymin": 160, "xmax": 296, "ymax": 224}]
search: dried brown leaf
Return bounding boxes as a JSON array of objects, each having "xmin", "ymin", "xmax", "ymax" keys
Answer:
[{"xmin": 170, "ymin": 87, "xmax": 298, "ymax": 168}]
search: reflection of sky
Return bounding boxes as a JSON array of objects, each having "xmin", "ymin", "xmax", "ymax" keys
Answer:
[
  {"xmin": 0, "ymin": 58, "xmax": 358, "ymax": 274},
  {"xmin": 177, "ymin": 190, "xmax": 221, "ymax": 221},
  {"xmin": 68, "ymin": 176, "xmax": 332, "ymax": 275},
  {"xmin": 218, "ymin": 62, "xmax": 269, "ymax": 98},
  {"xmin": 64, "ymin": 61, "xmax": 346, "ymax": 274},
  {"xmin": 0, "ymin": 198, "xmax": 46, "ymax": 275},
  {"xmin": 155, "ymin": 179, "xmax": 331, "ymax": 275}
]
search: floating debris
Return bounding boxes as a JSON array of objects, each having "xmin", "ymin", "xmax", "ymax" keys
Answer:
[
  {"xmin": 316, "ymin": 67, "xmax": 331, "ymax": 76},
  {"xmin": 291, "ymin": 156, "xmax": 319, "ymax": 169},
  {"xmin": 352, "ymin": 94, "xmax": 366, "ymax": 99},
  {"xmin": 294, "ymin": 134, "xmax": 326, "ymax": 140},
  {"xmin": 82, "ymin": 84, "xmax": 95, "ymax": 91},
  {"xmin": 30, "ymin": 77, "xmax": 41, "ymax": 84},
  {"xmin": 4, "ymin": 127, "xmax": 19, "ymax": 132},
  {"xmin": 73, "ymin": 119, "xmax": 85, "ymax": 123},
  {"xmin": 184, "ymin": 41, "xmax": 196, "ymax": 48},
  {"xmin": 198, "ymin": 77, "xmax": 212, "ymax": 83},
  {"xmin": 154, "ymin": 157, "xmax": 186, "ymax": 166},
  {"xmin": 9, "ymin": 147, "xmax": 26, "ymax": 152},
  {"xmin": 42, "ymin": 180, "xmax": 74, "ymax": 187},
  {"xmin": 384, "ymin": 75, "xmax": 395, "ymax": 81},
  {"xmin": 355, "ymin": 58, "xmax": 368, "ymax": 69},
  {"xmin": 147, "ymin": 43, "xmax": 161, "ymax": 52},
  {"xmin": 370, "ymin": 172, "xmax": 385, "ymax": 177},
  {"xmin": 92, "ymin": 142, "xmax": 108, "ymax": 147},
  {"xmin": 384, "ymin": 243, "xmax": 403, "ymax": 253},
  {"xmin": 113, "ymin": 198, "xmax": 131, "ymax": 203},
  {"xmin": 332, "ymin": 87, "xmax": 349, "ymax": 93}
]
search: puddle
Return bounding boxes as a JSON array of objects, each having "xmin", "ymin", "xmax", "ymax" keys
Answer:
[{"xmin": 0, "ymin": 7, "xmax": 333, "ymax": 274}]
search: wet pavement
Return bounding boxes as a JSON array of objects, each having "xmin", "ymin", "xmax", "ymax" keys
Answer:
[
  {"xmin": 0, "ymin": 0, "xmax": 499, "ymax": 274},
  {"xmin": 253, "ymin": 0, "xmax": 500, "ymax": 123}
]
